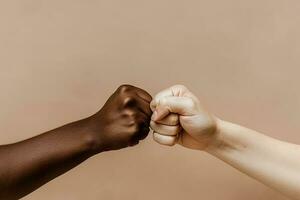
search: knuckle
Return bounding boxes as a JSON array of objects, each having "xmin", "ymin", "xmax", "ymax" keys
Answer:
[
  {"xmin": 150, "ymin": 121, "xmax": 158, "ymax": 131},
  {"xmin": 123, "ymin": 111, "xmax": 137, "ymax": 125},
  {"xmin": 185, "ymin": 98, "xmax": 195, "ymax": 109},
  {"xmin": 153, "ymin": 133, "xmax": 176, "ymax": 146},
  {"xmin": 118, "ymin": 84, "xmax": 134, "ymax": 93},
  {"xmin": 126, "ymin": 110, "xmax": 137, "ymax": 119},
  {"xmin": 153, "ymin": 92, "xmax": 161, "ymax": 100},
  {"xmin": 173, "ymin": 84, "xmax": 187, "ymax": 91},
  {"xmin": 122, "ymin": 96, "xmax": 136, "ymax": 107},
  {"xmin": 150, "ymin": 100, "xmax": 157, "ymax": 111},
  {"xmin": 127, "ymin": 119, "xmax": 136, "ymax": 126},
  {"xmin": 159, "ymin": 97, "xmax": 168, "ymax": 107}
]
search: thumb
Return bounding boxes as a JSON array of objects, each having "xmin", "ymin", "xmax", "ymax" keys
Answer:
[{"xmin": 151, "ymin": 96, "xmax": 195, "ymax": 121}]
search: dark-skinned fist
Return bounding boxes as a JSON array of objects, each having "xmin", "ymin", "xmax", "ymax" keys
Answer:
[{"xmin": 85, "ymin": 85, "xmax": 152, "ymax": 153}]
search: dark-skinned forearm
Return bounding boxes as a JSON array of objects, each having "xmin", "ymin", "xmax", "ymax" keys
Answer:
[
  {"xmin": 0, "ymin": 117, "xmax": 97, "ymax": 200},
  {"xmin": 0, "ymin": 84, "xmax": 152, "ymax": 200}
]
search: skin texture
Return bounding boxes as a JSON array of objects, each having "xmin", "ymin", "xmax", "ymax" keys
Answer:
[
  {"xmin": 0, "ymin": 84, "xmax": 152, "ymax": 200},
  {"xmin": 150, "ymin": 84, "xmax": 218, "ymax": 149},
  {"xmin": 151, "ymin": 85, "xmax": 300, "ymax": 200}
]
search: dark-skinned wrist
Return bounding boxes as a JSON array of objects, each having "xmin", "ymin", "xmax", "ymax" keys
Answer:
[{"xmin": 59, "ymin": 116, "xmax": 104, "ymax": 158}]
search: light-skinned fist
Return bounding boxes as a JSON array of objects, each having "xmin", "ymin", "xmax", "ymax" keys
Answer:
[{"xmin": 150, "ymin": 85, "xmax": 219, "ymax": 150}]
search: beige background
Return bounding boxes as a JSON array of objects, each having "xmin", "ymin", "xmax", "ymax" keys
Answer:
[{"xmin": 1, "ymin": 0, "xmax": 300, "ymax": 199}]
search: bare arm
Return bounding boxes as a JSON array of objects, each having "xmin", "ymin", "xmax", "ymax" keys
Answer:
[
  {"xmin": 0, "ymin": 118, "xmax": 95, "ymax": 199},
  {"xmin": 207, "ymin": 120, "xmax": 300, "ymax": 199},
  {"xmin": 150, "ymin": 85, "xmax": 300, "ymax": 200},
  {"xmin": 0, "ymin": 85, "xmax": 152, "ymax": 200}
]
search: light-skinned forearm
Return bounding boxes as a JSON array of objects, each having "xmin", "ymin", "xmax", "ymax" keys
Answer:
[{"xmin": 206, "ymin": 119, "xmax": 300, "ymax": 200}]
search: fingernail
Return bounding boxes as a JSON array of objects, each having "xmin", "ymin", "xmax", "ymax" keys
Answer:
[{"xmin": 151, "ymin": 111, "xmax": 158, "ymax": 121}]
